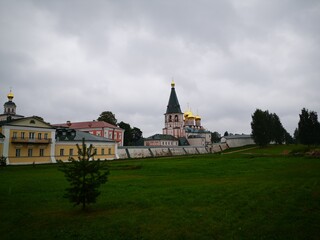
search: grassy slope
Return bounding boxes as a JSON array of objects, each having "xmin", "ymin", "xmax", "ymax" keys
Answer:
[{"xmin": 0, "ymin": 145, "xmax": 319, "ymax": 240}]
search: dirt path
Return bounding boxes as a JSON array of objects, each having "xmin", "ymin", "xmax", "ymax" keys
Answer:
[{"xmin": 222, "ymin": 146, "xmax": 258, "ymax": 154}]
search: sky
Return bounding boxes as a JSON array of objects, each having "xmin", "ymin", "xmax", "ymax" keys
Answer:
[{"xmin": 1, "ymin": 0, "xmax": 319, "ymax": 137}]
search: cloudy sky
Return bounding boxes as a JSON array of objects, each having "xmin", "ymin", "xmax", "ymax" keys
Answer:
[{"xmin": 1, "ymin": 0, "xmax": 319, "ymax": 137}]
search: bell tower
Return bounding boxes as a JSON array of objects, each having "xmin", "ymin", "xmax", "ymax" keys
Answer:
[
  {"xmin": 163, "ymin": 81, "xmax": 185, "ymax": 138},
  {"xmin": 0, "ymin": 89, "xmax": 24, "ymax": 121},
  {"xmin": 4, "ymin": 90, "xmax": 16, "ymax": 115}
]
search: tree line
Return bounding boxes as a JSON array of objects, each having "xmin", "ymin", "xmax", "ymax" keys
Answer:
[
  {"xmin": 98, "ymin": 111, "xmax": 143, "ymax": 146},
  {"xmin": 251, "ymin": 108, "xmax": 320, "ymax": 147}
]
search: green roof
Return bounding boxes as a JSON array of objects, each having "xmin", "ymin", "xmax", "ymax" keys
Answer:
[
  {"xmin": 146, "ymin": 134, "xmax": 178, "ymax": 141},
  {"xmin": 55, "ymin": 128, "xmax": 115, "ymax": 143}
]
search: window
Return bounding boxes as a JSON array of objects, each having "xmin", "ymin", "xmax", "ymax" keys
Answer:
[
  {"xmin": 109, "ymin": 132, "xmax": 112, "ymax": 139},
  {"xmin": 39, "ymin": 149, "xmax": 44, "ymax": 157},
  {"xmin": 29, "ymin": 132, "xmax": 35, "ymax": 139},
  {"xmin": 38, "ymin": 133, "xmax": 42, "ymax": 139},
  {"xmin": 101, "ymin": 148, "xmax": 105, "ymax": 155},
  {"xmin": 94, "ymin": 148, "xmax": 97, "ymax": 155},
  {"xmin": 44, "ymin": 133, "xmax": 48, "ymax": 139},
  {"xmin": 13, "ymin": 132, "xmax": 17, "ymax": 139},
  {"xmin": 69, "ymin": 149, "xmax": 73, "ymax": 156},
  {"xmin": 60, "ymin": 149, "xmax": 64, "ymax": 156},
  {"xmin": 108, "ymin": 148, "xmax": 111, "ymax": 155},
  {"xmin": 28, "ymin": 149, "xmax": 33, "ymax": 157},
  {"xmin": 16, "ymin": 149, "xmax": 21, "ymax": 157},
  {"xmin": 21, "ymin": 132, "xmax": 25, "ymax": 139}
]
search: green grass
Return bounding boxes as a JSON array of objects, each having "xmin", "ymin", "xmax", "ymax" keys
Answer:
[{"xmin": 0, "ymin": 145, "xmax": 320, "ymax": 239}]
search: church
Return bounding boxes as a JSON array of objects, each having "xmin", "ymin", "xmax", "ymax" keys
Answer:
[{"xmin": 145, "ymin": 81, "xmax": 212, "ymax": 147}]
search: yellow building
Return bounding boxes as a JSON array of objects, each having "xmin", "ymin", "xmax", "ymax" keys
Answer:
[
  {"xmin": 0, "ymin": 116, "xmax": 56, "ymax": 164},
  {"xmin": 55, "ymin": 128, "xmax": 117, "ymax": 162},
  {"xmin": 0, "ymin": 90, "xmax": 118, "ymax": 165}
]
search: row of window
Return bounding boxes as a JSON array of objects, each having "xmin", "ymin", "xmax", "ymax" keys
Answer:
[
  {"xmin": 12, "ymin": 131, "xmax": 49, "ymax": 139},
  {"xmin": 161, "ymin": 141, "xmax": 178, "ymax": 146},
  {"xmin": 59, "ymin": 148, "xmax": 112, "ymax": 156},
  {"xmin": 166, "ymin": 115, "xmax": 180, "ymax": 122},
  {"xmin": 108, "ymin": 132, "xmax": 122, "ymax": 139},
  {"xmin": 15, "ymin": 148, "xmax": 113, "ymax": 157},
  {"xmin": 5, "ymin": 108, "xmax": 15, "ymax": 113},
  {"xmin": 15, "ymin": 148, "xmax": 45, "ymax": 157}
]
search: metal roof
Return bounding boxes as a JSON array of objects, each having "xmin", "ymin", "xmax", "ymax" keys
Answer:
[
  {"xmin": 166, "ymin": 86, "xmax": 182, "ymax": 114},
  {"xmin": 53, "ymin": 120, "xmax": 123, "ymax": 130},
  {"xmin": 145, "ymin": 134, "xmax": 178, "ymax": 141}
]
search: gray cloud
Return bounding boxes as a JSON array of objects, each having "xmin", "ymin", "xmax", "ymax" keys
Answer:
[{"xmin": 1, "ymin": 0, "xmax": 319, "ymax": 137}]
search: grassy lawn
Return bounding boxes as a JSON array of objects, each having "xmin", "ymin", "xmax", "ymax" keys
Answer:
[{"xmin": 0, "ymin": 145, "xmax": 319, "ymax": 239}]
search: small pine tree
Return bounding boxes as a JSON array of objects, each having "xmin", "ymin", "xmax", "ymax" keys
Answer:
[{"xmin": 57, "ymin": 138, "xmax": 109, "ymax": 210}]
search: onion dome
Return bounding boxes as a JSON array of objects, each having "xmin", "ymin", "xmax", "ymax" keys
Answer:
[
  {"xmin": 184, "ymin": 110, "xmax": 192, "ymax": 118},
  {"xmin": 195, "ymin": 115, "xmax": 201, "ymax": 120},
  {"xmin": 7, "ymin": 90, "xmax": 14, "ymax": 100},
  {"xmin": 187, "ymin": 113, "xmax": 195, "ymax": 119}
]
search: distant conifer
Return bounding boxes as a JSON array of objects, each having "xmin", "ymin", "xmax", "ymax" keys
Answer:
[{"xmin": 57, "ymin": 138, "xmax": 109, "ymax": 210}]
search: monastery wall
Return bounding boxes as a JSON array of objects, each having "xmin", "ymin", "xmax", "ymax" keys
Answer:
[
  {"xmin": 225, "ymin": 138, "xmax": 255, "ymax": 148},
  {"xmin": 117, "ymin": 144, "xmax": 229, "ymax": 160}
]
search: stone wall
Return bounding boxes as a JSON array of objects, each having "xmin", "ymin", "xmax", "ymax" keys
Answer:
[{"xmin": 117, "ymin": 144, "xmax": 227, "ymax": 160}]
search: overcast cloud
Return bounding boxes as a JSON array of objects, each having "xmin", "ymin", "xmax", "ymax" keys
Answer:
[{"xmin": 1, "ymin": 0, "xmax": 319, "ymax": 137}]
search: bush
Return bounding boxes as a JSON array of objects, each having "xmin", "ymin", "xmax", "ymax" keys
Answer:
[{"xmin": 0, "ymin": 156, "xmax": 7, "ymax": 167}]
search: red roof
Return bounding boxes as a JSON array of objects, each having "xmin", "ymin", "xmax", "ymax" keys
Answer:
[{"xmin": 53, "ymin": 121, "xmax": 123, "ymax": 130}]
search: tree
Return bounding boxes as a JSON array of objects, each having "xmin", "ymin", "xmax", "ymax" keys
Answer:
[
  {"xmin": 251, "ymin": 109, "xmax": 272, "ymax": 147},
  {"xmin": 211, "ymin": 131, "xmax": 221, "ymax": 143},
  {"xmin": 293, "ymin": 128, "xmax": 299, "ymax": 144},
  {"xmin": 251, "ymin": 109, "xmax": 291, "ymax": 146},
  {"xmin": 131, "ymin": 127, "xmax": 143, "ymax": 146},
  {"xmin": 270, "ymin": 113, "xmax": 285, "ymax": 144},
  {"xmin": 118, "ymin": 121, "xmax": 132, "ymax": 146},
  {"xmin": 284, "ymin": 131, "xmax": 294, "ymax": 144},
  {"xmin": 57, "ymin": 139, "xmax": 109, "ymax": 210},
  {"xmin": 298, "ymin": 108, "xmax": 320, "ymax": 146},
  {"xmin": 118, "ymin": 122, "xmax": 143, "ymax": 146},
  {"xmin": 98, "ymin": 111, "xmax": 117, "ymax": 125},
  {"xmin": 223, "ymin": 131, "xmax": 229, "ymax": 137}
]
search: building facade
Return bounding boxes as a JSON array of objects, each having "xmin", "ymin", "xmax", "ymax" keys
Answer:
[
  {"xmin": 55, "ymin": 128, "xmax": 117, "ymax": 161},
  {"xmin": 144, "ymin": 134, "xmax": 179, "ymax": 147},
  {"xmin": 53, "ymin": 121, "xmax": 125, "ymax": 146},
  {"xmin": 0, "ymin": 117, "xmax": 56, "ymax": 164},
  {"xmin": 0, "ymin": 91, "xmax": 118, "ymax": 165}
]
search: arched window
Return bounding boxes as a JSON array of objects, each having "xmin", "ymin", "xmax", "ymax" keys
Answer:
[
  {"xmin": 174, "ymin": 115, "xmax": 178, "ymax": 122},
  {"xmin": 169, "ymin": 115, "xmax": 172, "ymax": 122}
]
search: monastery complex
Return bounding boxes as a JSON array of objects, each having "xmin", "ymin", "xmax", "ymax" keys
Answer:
[{"xmin": 0, "ymin": 82, "xmax": 253, "ymax": 165}]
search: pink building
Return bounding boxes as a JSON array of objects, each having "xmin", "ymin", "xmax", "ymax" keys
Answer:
[{"xmin": 53, "ymin": 121, "xmax": 124, "ymax": 146}]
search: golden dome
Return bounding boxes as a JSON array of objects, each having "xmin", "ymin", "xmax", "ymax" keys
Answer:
[
  {"xmin": 184, "ymin": 110, "xmax": 192, "ymax": 118},
  {"xmin": 188, "ymin": 113, "xmax": 195, "ymax": 119},
  {"xmin": 195, "ymin": 115, "xmax": 201, "ymax": 120},
  {"xmin": 7, "ymin": 90, "xmax": 14, "ymax": 99}
]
